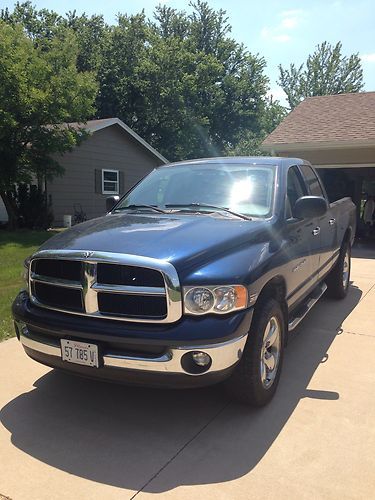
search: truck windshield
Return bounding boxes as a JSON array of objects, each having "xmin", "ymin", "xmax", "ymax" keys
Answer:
[{"xmin": 115, "ymin": 163, "xmax": 276, "ymax": 218}]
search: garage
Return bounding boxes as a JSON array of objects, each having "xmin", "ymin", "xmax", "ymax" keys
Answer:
[{"xmin": 262, "ymin": 92, "xmax": 375, "ymax": 243}]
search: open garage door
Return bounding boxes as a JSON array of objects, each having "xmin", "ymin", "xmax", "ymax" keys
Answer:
[{"xmin": 317, "ymin": 165, "xmax": 375, "ymax": 248}]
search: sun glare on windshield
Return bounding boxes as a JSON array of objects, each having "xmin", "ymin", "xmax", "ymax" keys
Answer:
[
  {"xmin": 118, "ymin": 163, "xmax": 276, "ymax": 218},
  {"xmin": 230, "ymin": 178, "xmax": 254, "ymax": 207}
]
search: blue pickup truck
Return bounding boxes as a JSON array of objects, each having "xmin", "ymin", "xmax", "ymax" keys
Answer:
[{"xmin": 12, "ymin": 157, "xmax": 356, "ymax": 406}]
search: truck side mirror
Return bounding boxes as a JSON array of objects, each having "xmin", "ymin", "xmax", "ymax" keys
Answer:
[
  {"xmin": 294, "ymin": 196, "xmax": 328, "ymax": 219},
  {"xmin": 106, "ymin": 195, "xmax": 120, "ymax": 212}
]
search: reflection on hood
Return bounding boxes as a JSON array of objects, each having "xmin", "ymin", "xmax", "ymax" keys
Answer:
[{"xmin": 39, "ymin": 212, "xmax": 270, "ymax": 272}]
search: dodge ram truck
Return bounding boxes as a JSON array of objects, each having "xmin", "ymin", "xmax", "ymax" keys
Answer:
[{"xmin": 12, "ymin": 157, "xmax": 356, "ymax": 406}]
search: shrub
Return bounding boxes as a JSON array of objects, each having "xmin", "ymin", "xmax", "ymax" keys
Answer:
[{"xmin": 14, "ymin": 184, "xmax": 54, "ymax": 229}]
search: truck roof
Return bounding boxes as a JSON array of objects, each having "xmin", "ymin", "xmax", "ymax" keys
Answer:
[{"xmin": 163, "ymin": 156, "xmax": 312, "ymax": 168}]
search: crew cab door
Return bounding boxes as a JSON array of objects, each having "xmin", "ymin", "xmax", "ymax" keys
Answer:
[
  {"xmin": 298, "ymin": 165, "xmax": 336, "ymax": 278},
  {"xmin": 283, "ymin": 166, "xmax": 316, "ymax": 308}
]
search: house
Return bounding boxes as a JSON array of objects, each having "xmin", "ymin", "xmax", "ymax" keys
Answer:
[
  {"xmin": 0, "ymin": 118, "xmax": 168, "ymax": 226},
  {"xmin": 262, "ymin": 92, "xmax": 375, "ymax": 222}
]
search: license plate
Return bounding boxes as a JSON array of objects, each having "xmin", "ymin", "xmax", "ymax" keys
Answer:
[{"xmin": 61, "ymin": 339, "xmax": 99, "ymax": 368}]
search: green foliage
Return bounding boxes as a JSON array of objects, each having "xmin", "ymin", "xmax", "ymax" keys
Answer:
[
  {"xmin": 1, "ymin": 1, "xmax": 286, "ymax": 162},
  {"xmin": 278, "ymin": 41, "xmax": 364, "ymax": 110},
  {"xmin": 15, "ymin": 184, "xmax": 54, "ymax": 229},
  {"xmin": 1, "ymin": 4, "xmax": 366, "ymax": 165},
  {"xmin": 1, "ymin": 1, "xmax": 288, "ymax": 166},
  {"xmin": 0, "ymin": 17, "xmax": 97, "ymax": 227},
  {"xmin": 225, "ymin": 98, "xmax": 287, "ymax": 156},
  {"xmin": 1, "ymin": 2, "xmax": 109, "ymax": 72},
  {"xmin": 96, "ymin": 1, "xmax": 272, "ymax": 160},
  {"xmin": 64, "ymin": 10, "xmax": 109, "ymax": 72}
]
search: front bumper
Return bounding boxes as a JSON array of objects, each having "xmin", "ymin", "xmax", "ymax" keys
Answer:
[{"xmin": 13, "ymin": 292, "xmax": 252, "ymax": 388}]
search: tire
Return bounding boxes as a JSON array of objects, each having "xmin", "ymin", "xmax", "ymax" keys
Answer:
[
  {"xmin": 225, "ymin": 298, "xmax": 285, "ymax": 407},
  {"xmin": 326, "ymin": 241, "xmax": 351, "ymax": 300}
]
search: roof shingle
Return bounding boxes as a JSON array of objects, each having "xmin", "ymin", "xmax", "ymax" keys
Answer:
[{"xmin": 262, "ymin": 92, "xmax": 375, "ymax": 147}]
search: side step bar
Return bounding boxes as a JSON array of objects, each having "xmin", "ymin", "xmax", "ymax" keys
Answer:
[{"xmin": 288, "ymin": 282, "xmax": 327, "ymax": 332}]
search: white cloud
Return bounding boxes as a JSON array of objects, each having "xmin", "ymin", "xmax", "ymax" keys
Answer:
[
  {"xmin": 261, "ymin": 27, "xmax": 291, "ymax": 43},
  {"xmin": 261, "ymin": 9, "xmax": 306, "ymax": 43},
  {"xmin": 361, "ymin": 53, "xmax": 375, "ymax": 63},
  {"xmin": 281, "ymin": 17, "xmax": 298, "ymax": 29},
  {"xmin": 280, "ymin": 9, "xmax": 306, "ymax": 29},
  {"xmin": 273, "ymin": 34, "xmax": 291, "ymax": 43}
]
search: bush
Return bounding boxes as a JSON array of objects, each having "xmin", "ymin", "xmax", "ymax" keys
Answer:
[{"xmin": 14, "ymin": 184, "xmax": 54, "ymax": 229}]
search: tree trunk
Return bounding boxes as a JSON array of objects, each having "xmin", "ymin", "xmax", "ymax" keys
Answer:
[{"xmin": 0, "ymin": 190, "xmax": 18, "ymax": 230}]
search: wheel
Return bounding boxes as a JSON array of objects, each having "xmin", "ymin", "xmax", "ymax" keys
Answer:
[
  {"xmin": 225, "ymin": 298, "xmax": 285, "ymax": 406},
  {"xmin": 326, "ymin": 241, "xmax": 351, "ymax": 299}
]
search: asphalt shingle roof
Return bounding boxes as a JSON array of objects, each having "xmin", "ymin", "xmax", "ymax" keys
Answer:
[
  {"xmin": 262, "ymin": 92, "xmax": 375, "ymax": 147},
  {"xmin": 66, "ymin": 118, "xmax": 118, "ymax": 133}
]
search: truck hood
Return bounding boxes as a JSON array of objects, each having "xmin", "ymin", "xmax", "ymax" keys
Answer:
[{"xmin": 39, "ymin": 213, "xmax": 271, "ymax": 272}]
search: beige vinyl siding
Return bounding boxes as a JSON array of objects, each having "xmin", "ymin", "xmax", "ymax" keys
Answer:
[
  {"xmin": 47, "ymin": 124, "xmax": 161, "ymax": 226},
  {"xmin": 275, "ymin": 147, "xmax": 375, "ymax": 166}
]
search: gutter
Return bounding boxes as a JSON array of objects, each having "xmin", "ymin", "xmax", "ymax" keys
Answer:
[{"xmin": 261, "ymin": 138, "xmax": 375, "ymax": 153}]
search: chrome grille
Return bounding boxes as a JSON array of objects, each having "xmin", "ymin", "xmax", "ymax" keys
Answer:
[{"xmin": 29, "ymin": 250, "xmax": 182, "ymax": 323}]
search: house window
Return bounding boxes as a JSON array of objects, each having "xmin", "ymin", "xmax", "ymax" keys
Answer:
[{"xmin": 102, "ymin": 169, "xmax": 119, "ymax": 194}]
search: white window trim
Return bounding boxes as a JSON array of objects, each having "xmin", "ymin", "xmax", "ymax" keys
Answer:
[{"xmin": 102, "ymin": 169, "xmax": 119, "ymax": 195}]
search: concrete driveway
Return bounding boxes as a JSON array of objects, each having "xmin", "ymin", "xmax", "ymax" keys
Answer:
[{"xmin": 1, "ymin": 248, "xmax": 375, "ymax": 500}]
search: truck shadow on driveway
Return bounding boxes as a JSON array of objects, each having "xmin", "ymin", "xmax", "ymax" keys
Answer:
[{"xmin": 0, "ymin": 285, "xmax": 362, "ymax": 493}]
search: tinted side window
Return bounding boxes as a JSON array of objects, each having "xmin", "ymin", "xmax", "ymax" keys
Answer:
[
  {"xmin": 286, "ymin": 166, "xmax": 306, "ymax": 218},
  {"xmin": 299, "ymin": 165, "xmax": 324, "ymax": 197}
]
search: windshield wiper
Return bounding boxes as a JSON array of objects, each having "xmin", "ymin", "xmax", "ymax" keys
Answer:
[
  {"xmin": 165, "ymin": 203, "xmax": 251, "ymax": 220},
  {"xmin": 114, "ymin": 204, "xmax": 167, "ymax": 214}
]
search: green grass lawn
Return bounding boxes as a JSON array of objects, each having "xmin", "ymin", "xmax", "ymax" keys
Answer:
[{"xmin": 0, "ymin": 230, "xmax": 58, "ymax": 342}]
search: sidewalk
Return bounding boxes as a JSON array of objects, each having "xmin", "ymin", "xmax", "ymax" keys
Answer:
[{"xmin": 1, "ymin": 254, "xmax": 374, "ymax": 500}]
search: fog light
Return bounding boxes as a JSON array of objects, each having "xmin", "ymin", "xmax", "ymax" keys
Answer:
[{"xmin": 192, "ymin": 351, "xmax": 211, "ymax": 367}]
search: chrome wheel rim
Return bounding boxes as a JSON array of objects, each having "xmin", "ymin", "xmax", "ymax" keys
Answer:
[
  {"xmin": 342, "ymin": 250, "xmax": 350, "ymax": 289},
  {"xmin": 260, "ymin": 316, "xmax": 281, "ymax": 389}
]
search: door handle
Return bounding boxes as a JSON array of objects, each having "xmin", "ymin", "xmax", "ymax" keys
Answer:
[
  {"xmin": 312, "ymin": 227, "xmax": 320, "ymax": 236},
  {"xmin": 329, "ymin": 218, "xmax": 336, "ymax": 226}
]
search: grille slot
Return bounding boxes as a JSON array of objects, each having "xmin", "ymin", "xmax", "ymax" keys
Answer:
[
  {"xmin": 33, "ymin": 281, "xmax": 83, "ymax": 312},
  {"xmin": 98, "ymin": 293, "xmax": 167, "ymax": 318},
  {"xmin": 97, "ymin": 263, "xmax": 164, "ymax": 287},
  {"xmin": 32, "ymin": 259, "xmax": 82, "ymax": 281}
]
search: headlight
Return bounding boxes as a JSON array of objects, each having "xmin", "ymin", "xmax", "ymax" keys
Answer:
[
  {"xmin": 185, "ymin": 288, "xmax": 215, "ymax": 313},
  {"xmin": 184, "ymin": 285, "xmax": 248, "ymax": 315},
  {"xmin": 22, "ymin": 256, "xmax": 31, "ymax": 291}
]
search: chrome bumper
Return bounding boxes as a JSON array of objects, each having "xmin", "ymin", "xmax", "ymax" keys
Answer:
[{"xmin": 17, "ymin": 323, "xmax": 247, "ymax": 377}]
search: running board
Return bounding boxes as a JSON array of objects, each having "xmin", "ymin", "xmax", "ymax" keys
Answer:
[{"xmin": 288, "ymin": 282, "xmax": 327, "ymax": 332}]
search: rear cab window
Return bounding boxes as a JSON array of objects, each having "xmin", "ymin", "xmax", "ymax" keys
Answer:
[
  {"xmin": 298, "ymin": 165, "xmax": 326, "ymax": 198},
  {"xmin": 286, "ymin": 166, "xmax": 307, "ymax": 219}
]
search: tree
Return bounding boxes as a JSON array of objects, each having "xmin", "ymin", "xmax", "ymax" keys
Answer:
[
  {"xmin": 1, "ymin": 2, "xmax": 109, "ymax": 72},
  {"xmin": 97, "ymin": 2, "xmax": 271, "ymax": 160},
  {"xmin": 1, "ymin": 1, "xmax": 63, "ymax": 43},
  {"xmin": 278, "ymin": 41, "xmax": 364, "ymax": 110},
  {"xmin": 2, "ymin": 1, "xmax": 282, "ymax": 165},
  {"xmin": 0, "ymin": 21, "xmax": 97, "ymax": 228},
  {"xmin": 225, "ymin": 97, "xmax": 287, "ymax": 156}
]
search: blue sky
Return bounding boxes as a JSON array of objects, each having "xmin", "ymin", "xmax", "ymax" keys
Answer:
[{"xmin": 3, "ymin": 0, "xmax": 374, "ymax": 104}]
